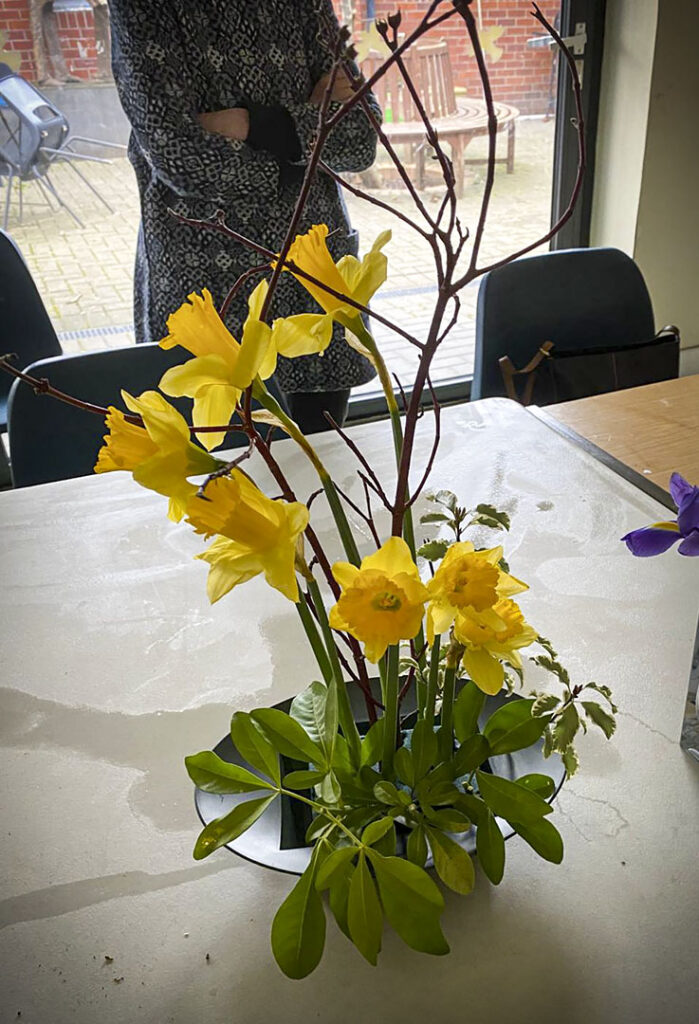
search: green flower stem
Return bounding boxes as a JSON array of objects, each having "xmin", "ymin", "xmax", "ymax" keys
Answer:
[
  {"xmin": 295, "ymin": 598, "xmax": 332, "ymax": 686},
  {"xmin": 253, "ymin": 382, "xmax": 361, "ymax": 566},
  {"xmin": 424, "ymin": 634, "xmax": 441, "ymax": 722},
  {"xmin": 307, "ymin": 578, "xmax": 362, "ymax": 765},
  {"xmin": 438, "ymin": 663, "xmax": 457, "ymax": 762},
  {"xmin": 279, "ymin": 789, "xmax": 361, "ymax": 847},
  {"xmin": 381, "ymin": 644, "xmax": 400, "ymax": 778}
]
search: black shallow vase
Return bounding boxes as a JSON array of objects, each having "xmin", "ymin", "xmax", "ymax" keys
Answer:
[{"xmin": 194, "ymin": 681, "xmax": 565, "ymax": 876}]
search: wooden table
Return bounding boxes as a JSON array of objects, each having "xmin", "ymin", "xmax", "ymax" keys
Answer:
[
  {"xmin": 1, "ymin": 399, "xmax": 698, "ymax": 1024},
  {"xmin": 542, "ymin": 375, "xmax": 699, "ymax": 493}
]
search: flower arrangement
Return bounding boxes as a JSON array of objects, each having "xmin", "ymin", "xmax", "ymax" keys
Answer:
[{"xmin": 1, "ymin": 2, "xmax": 620, "ymax": 980}]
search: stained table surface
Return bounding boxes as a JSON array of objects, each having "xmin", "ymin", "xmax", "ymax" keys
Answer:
[{"xmin": 1, "ymin": 398, "xmax": 697, "ymax": 1024}]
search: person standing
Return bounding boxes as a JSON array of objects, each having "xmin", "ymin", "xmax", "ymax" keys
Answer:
[
  {"xmin": 107, "ymin": 0, "xmax": 379, "ymax": 427},
  {"xmin": 30, "ymin": 0, "xmax": 79, "ymax": 85}
]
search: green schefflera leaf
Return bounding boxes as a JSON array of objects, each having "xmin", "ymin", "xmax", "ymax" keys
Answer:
[
  {"xmin": 453, "ymin": 682, "xmax": 486, "ymax": 743},
  {"xmin": 251, "ymin": 708, "xmax": 326, "ymax": 767},
  {"xmin": 290, "ymin": 680, "xmax": 338, "ymax": 763},
  {"xmin": 424, "ymin": 807, "xmax": 471, "ymax": 833},
  {"xmin": 425, "ymin": 827, "xmax": 475, "ymax": 895},
  {"xmin": 476, "ymin": 809, "xmax": 506, "ymax": 885},
  {"xmin": 230, "ymin": 712, "xmax": 280, "ymax": 785},
  {"xmin": 193, "ymin": 794, "xmax": 277, "ymax": 860},
  {"xmin": 362, "ymin": 816, "xmax": 395, "ymax": 848},
  {"xmin": 315, "ymin": 846, "xmax": 357, "ymax": 890},
  {"xmin": 394, "ymin": 745, "xmax": 415, "ymax": 788},
  {"xmin": 328, "ymin": 861, "xmax": 354, "ymax": 940},
  {"xmin": 451, "ymin": 733, "xmax": 490, "ymax": 778},
  {"xmin": 367, "ymin": 850, "xmax": 449, "ymax": 956},
  {"xmin": 360, "ymin": 718, "xmax": 385, "ymax": 768},
  {"xmin": 517, "ymin": 773, "xmax": 556, "ymax": 799},
  {"xmin": 282, "ymin": 769, "xmax": 327, "ymax": 790},
  {"xmin": 185, "ymin": 751, "xmax": 277, "ymax": 794},
  {"xmin": 483, "ymin": 699, "xmax": 550, "ymax": 756},
  {"xmin": 373, "ymin": 780, "xmax": 409, "ymax": 807},
  {"xmin": 512, "ymin": 817, "xmax": 564, "ymax": 864},
  {"xmin": 406, "ymin": 825, "xmax": 428, "ymax": 868},
  {"xmin": 347, "ymin": 853, "xmax": 383, "ymax": 966},
  {"xmin": 476, "ymin": 770, "xmax": 553, "ymax": 825},
  {"xmin": 271, "ymin": 859, "xmax": 326, "ymax": 980},
  {"xmin": 410, "ymin": 718, "xmax": 439, "ymax": 780}
]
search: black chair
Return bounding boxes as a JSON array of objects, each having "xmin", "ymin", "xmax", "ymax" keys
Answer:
[
  {"xmin": 0, "ymin": 72, "xmax": 124, "ymax": 230},
  {"xmin": 6, "ymin": 344, "xmax": 292, "ymax": 489},
  {"xmin": 472, "ymin": 247, "xmax": 665, "ymax": 401},
  {"xmin": 0, "ymin": 229, "xmax": 62, "ymax": 431}
]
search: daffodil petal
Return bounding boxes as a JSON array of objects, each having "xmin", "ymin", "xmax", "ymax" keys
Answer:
[
  {"xmin": 192, "ymin": 385, "xmax": 239, "ymax": 452},
  {"xmin": 272, "ymin": 313, "xmax": 333, "ymax": 358},
  {"xmin": 462, "ymin": 647, "xmax": 504, "ymax": 695},
  {"xmin": 361, "ymin": 536, "xmax": 418, "ymax": 578},
  {"xmin": 159, "ymin": 354, "xmax": 234, "ymax": 398},
  {"xmin": 235, "ymin": 319, "xmax": 273, "ymax": 388}
]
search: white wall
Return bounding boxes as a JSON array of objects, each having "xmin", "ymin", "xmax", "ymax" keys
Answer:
[{"xmin": 589, "ymin": 0, "xmax": 658, "ymax": 253}]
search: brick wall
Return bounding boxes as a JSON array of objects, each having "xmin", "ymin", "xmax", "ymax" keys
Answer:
[
  {"xmin": 335, "ymin": 0, "xmax": 561, "ymax": 115},
  {"xmin": 0, "ymin": 2, "xmax": 99, "ymax": 82}
]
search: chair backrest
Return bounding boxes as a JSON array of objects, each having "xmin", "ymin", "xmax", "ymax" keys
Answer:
[
  {"xmin": 0, "ymin": 230, "xmax": 62, "ymax": 426},
  {"xmin": 7, "ymin": 344, "xmax": 288, "ymax": 488},
  {"xmin": 0, "ymin": 74, "xmax": 68, "ymax": 173},
  {"xmin": 361, "ymin": 40, "xmax": 457, "ymax": 123},
  {"xmin": 472, "ymin": 247, "xmax": 657, "ymax": 400}
]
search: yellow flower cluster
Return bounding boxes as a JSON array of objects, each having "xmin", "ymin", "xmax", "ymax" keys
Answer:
[{"xmin": 328, "ymin": 538, "xmax": 536, "ymax": 694}]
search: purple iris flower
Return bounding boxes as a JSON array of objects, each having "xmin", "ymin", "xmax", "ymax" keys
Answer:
[{"xmin": 622, "ymin": 473, "xmax": 699, "ymax": 557}]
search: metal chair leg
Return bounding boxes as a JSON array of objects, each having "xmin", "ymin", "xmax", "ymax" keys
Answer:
[
  {"xmin": 41, "ymin": 172, "xmax": 84, "ymax": 228},
  {"xmin": 3, "ymin": 171, "xmax": 14, "ymax": 231},
  {"xmin": 63, "ymin": 158, "xmax": 114, "ymax": 214},
  {"xmin": 33, "ymin": 175, "xmax": 59, "ymax": 212}
]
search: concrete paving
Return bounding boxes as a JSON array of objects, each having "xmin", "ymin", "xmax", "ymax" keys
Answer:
[{"xmin": 6, "ymin": 118, "xmax": 555, "ymax": 393}]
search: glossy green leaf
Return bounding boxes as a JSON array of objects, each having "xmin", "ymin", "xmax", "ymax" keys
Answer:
[
  {"xmin": 347, "ymin": 854, "xmax": 383, "ymax": 966},
  {"xmin": 362, "ymin": 816, "xmax": 395, "ymax": 847},
  {"xmin": 290, "ymin": 680, "xmax": 338, "ymax": 762},
  {"xmin": 476, "ymin": 770, "xmax": 553, "ymax": 825},
  {"xmin": 513, "ymin": 817, "xmax": 564, "ymax": 863},
  {"xmin": 271, "ymin": 860, "xmax": 326, "ymax": 979},
  {"xmin": 484, "ymin": 699, "xmax": 550, "ymax": 755},
  {"xmin": 193, "ymin": 794, "xmax": 276, "ymax": 860},
  {"xmin": 419, "ymin": 779, "xmax": 460, "ymax": 807},
  {"xmin": 424, "ymin": 807, "xmax": 471, "ymax": 832},
  {"xmin": 451, "ymin": 733, "xmax": 490, "ymax": 778},
  {"xmin": 230, "ymin": 712, "xmax": 280, "ymax": 784},
  {"xmin": 367, "ymin": 851, "xmax": 449, "ymax": 956},
  {"xmin": 456, "ymin": 791, "xmax": 487, "ymax": 827},
  {"xmin": 406, "ymin": 825, "xmax": 428, "ymax": 867},
  {"xmin": 454, "ymin": 682, "xmax": 486, "ymax": 742},
  {"xmin": 473, "ymin": 503, "xmax": 510, "ymax": 530},
  {"xmin": 410, "ymin": 718, "xmax": 438, "ymax": 780},
  {"xmin": 318, "ymin": 770, "xmax": 342, "ymax": 805},
  {"xmin": 185, "ymin": 751, "xmax": 276, "ymax": 794},
  {"xmin": 394, "ymin": 745, "xmax": 415, "ymax": 788},
  {"xmin": 517, "ymin": 773, "xmax": 556, "ymax": 799},
  {"xmin": 282, "ymin": 769, "xmax": 327, "ymax": 790},
  {"xmin": 425, "ymin": 827, "xmax": 475, "ymax": 895},
  {"xmin": 251, "ymin": 708, "xmax": 325, "ymax": 767},
  {"xmin": 431, "ymin": 489, "xmax": 458, "ymax": 511},
  {"xmin": 360, "ymin": 719, "xmax": 385, "ymax": 767},
  {"xmin": 315, "ymin": 846, "xmax": 358, "ymax": 890},
  {"xmin": 373, "ymin": 780, "xmax": 404, "ymax": 806},
  {"xmin": 476, "ymin": 809, "xmax": 505, "ymax": 884},
  {"xmin": 581, "ymin": 701, "xmax": 617, "ymax": 739},
  {"xmin": 328, "ymin": 861, "xmax": 354, "ymax": 940}
]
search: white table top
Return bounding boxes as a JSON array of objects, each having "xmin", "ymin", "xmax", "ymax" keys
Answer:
[{"xmin": 1, "ymin": 398, "xmax": 698, "ymax": 1024}]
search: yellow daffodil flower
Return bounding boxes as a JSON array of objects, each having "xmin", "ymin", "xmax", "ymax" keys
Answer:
[
  {"xmin": 328, "ymin": 536, "xmax": 428, "ymax": 663},
  {"xmin": 159, "ymin": 288, "xmax": 271, "ymax": 451},
  {"xmin": 284, "ymin": 224, "xmax": 390, "ymax": 321},
  {"xmin": 186, "ymin": 470, "xmax": 309, "ymax": 603},
  {"xmin": 244, "ymin": 278, "xmax": 334, "ymax": 381},
  {"xmin": 453, "ymin": 598, "xmax": 538, "ymax": 695},
  {"xmin": 94, "ymin": 390, "xmax": 220, "ymax": 522},
  {"xmin": 426, "ymin": 541, "xmax": 527, "ymax": 642}
]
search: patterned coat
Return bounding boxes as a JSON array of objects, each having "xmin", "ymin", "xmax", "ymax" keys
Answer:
[{"xmin": 108, "ymin": 0, "xmax": 379, "ymax": 393}]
